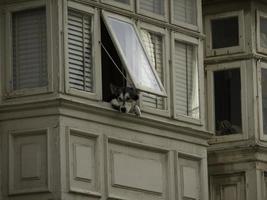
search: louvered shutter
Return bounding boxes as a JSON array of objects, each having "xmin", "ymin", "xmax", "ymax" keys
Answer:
[
  {"xmin": 173, "ymin": 0, "xmax": 197, "ymax": 25},
  {"xmin": 139, "ymin": 0, "xmax": 165, "ymax": 16},
  {"xmin": 174, "ymin": 41, "xmax": 199, "ymax": 118},
  {"xmin": 141, "ymin": 30, "xmax": 165, "ymax": 110},
  {"xmin": 68, "ymin": 10, "xmax": 93, "ymax": 92},
  {"xmin": 12, "ymin": 7, "xmax": 47, "ymax": 90}
]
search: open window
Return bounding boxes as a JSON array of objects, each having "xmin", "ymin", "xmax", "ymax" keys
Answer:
[{"xmin": 101, "ymin": 11, "xmax": 166, "ymax": 100}]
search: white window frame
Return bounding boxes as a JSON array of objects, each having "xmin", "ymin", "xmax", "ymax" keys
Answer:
[
  {"xmin": 138, "ymin": 22, "xmax": 170, "ymax": 117},
  {"xmin": 207, "ymin": 61, "xmax": 248, "ymax": 143},
  {"xmin": 171, "ymin": 32, "xmax": 203, "ymax": 125},
  {"xmin": 257, "ymin": 10, "xmax": 267, "ymax": 55},
  {"xmin": 205, "ymin": 10, "xmax": 245, "ymax": 57},
  {"xmin": 257, "ymin": 61, "xmax": 267, "ymax": 141},
  {"xmin": 170, "ymin": 0, "xmax": 202, "ymax": 31},
  {"xmin": 100, "ymin": 0, "xmax": 134, "ymax": 12},
  {"xmin": 64, "ymin": 1, "xmax": 102, "ymax": 100},
  {"xmin": 4, "ymin": 0, "xmax": 53, "ymax": 97},
  {"xmin": 101, "ymin": 11, "xmax": 167, "ymax": 97},
  {"xmin": 136, "ymin": 0, "xmax": 168, "ymax": 22}
]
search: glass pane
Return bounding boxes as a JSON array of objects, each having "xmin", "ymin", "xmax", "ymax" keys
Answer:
[
  {"xmin": 261, "ymin": 68, "xmax": 267, "ymax": 134},
  {"xmin": 106, "ymin": 16, "xmax": 164, "ymax": 96},
  {"xmin": 214, "ymin": 68, "xmax": 242, "ymax": 135},
  {"xmin": 260, "ymin": 17, "xmax": 267, "ymax": 49},
  {"xmin": 139, "ymin": 0, "xmax": 165, "ymax": 16},
  {"xmin": 114, "ymin": 0, "xmax": 130, "ymax": 4},
  {"xmin": 211, "ymin": 16, "xmax": 239, "ymax": 49}
]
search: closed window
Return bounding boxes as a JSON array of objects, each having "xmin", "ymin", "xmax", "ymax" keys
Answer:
[
  {"xmin": 137, "ymin": 0, "xmax": 166, "ymax": 20},
  {"xmin": 214, "ymin": 68, "xmax": 242, "ymax": 135},
  {"xmin": 12, "ymin": 7, "xmax": 47, "ymax": 90},
  {"xmin": 173, "ymin": 38, "xmax": 199, "ymax": 119},
  {"xmin": 67, "ymin": 9, "xmax": 94, "ymax": 92},
  {"xmin": 173, "ymin": 0, "xmax": 197, "ymax": 26},
  {"xmin": 261, "ymin": 64, "xmax": 267, "ymax": 135},
  {"xmin": 140, "ymin": 29, "xmax": 166, "ymax": 110}
]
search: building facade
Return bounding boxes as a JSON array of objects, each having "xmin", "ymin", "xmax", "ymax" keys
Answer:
[{"xmin": 0, "ymin": 0, "xmax": 210, "ymax": 200}]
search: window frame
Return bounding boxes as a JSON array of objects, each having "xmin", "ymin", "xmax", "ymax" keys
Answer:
[
  {"xmin": 136, "ymin": 0, "xmax": 168, "ymax": 22},
  {"xmin": 256, "ymin": 10, "xmax": 267, "ymax": 55},
  {"xmin": 171, "ymin": 32, "xmax": 202, "ymax": 125},
  {"xmin": 170, "ymin": 0, "xmax": 202, "ymax": 31},
  {"xmin": 64, "ymin": 1, "xmax": 102, "ymax": 100},
  {"xmin": 137, "ymin": 22, "xmax": 170, "ymax": 117},
  {"xmin": 206, "ymin": 61, "xmax": 248, "ymax": 143},
  {"xmin": 205, "ymin": 10, "xmax": 245, "ymax": 57},
  {"xmin": 101, "ymin": 11, "xmax": 167, "ymax": 97},
  {"xmin": 4, "ymin": 0, "xmax": 53, "ymax": 98},
  {"xmin": 257, "ymin": 61, "xmax": 267, "ymax": 141},
  {"xmin": 100, "ymin": 0, "xmax": 134, "ymax": 12}
]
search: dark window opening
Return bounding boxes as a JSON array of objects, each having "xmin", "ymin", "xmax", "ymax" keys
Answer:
[
  {"xmin": 261, "ymin": 68, "xmax": 267, "ymax": 134},
  {"xmin": 214, "ymin": 68, "xmax": 242, "ymax": 135},
  {"xmin": 101, "ymin": 18, "xmax": 126, "ymax": 102},
  {"xmin": 211, "ymin": 16, "xmax": 239, "ymax": 49},
  {"xmin": 260, "ymin": 17, "xmax": 267, "ymax": 49}
]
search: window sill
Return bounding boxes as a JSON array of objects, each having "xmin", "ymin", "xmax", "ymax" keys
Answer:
[{"xmin": 5, "ymin": 86, "xmax": 52, "ymax": 99}]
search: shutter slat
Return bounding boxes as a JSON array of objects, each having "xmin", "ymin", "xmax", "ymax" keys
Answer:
[
  {"xmin": 173, "ymin": 0, "xmax": 197, "ymax": 25},
  {"xmin": 12, "ymin": 7, "xmax": 48, "ymax": 90},
  {"xmin": 68, "ymin": 9, "xmax": 93, "ymax": 92},
  {"xmin": 139, "ymin": 0, "xmax": 164, "ymax": 16}
]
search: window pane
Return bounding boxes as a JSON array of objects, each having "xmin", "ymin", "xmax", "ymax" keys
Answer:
[
  {"xmin": 12, "ymin": 7, "xmax": 47, "ymax": 90},
  {"xmin": 174, "ymin": 41, "xmax": 199, "ymax": 119},
  {"xmin": 114, "ymin": 0, "xmax": 130, "ymax": 4},
  {"xmin": 261, "ymin": 68, "xmax": 267, "ymax": 134},
  {"xmin": 105, "ymin": 16, "xmax": 165, "ymax": 96},
  {"xmin": 139, "ymin": 0, "xmax": 165, "ymax": 16},
  {"xmin": 211, "ymin": 16, "xmax": 239, "ymax": 49},
  {"xmin": 173, "ymin": 0, "xmax": 197, "ymax": 25},
  {"xmin": 214, "ymin": 68, "xmax": 242, "ymax": 135},
  {"xmin": 67, "ymin": 9, "xmax": 93, "ymax": 92},
  {"xmin": 141, "ymin": 29, "xmax": 165, "ymax": 110},
  {"xmin": 260, "ymin": 17, "xmax": 267, "ymax": 49}
]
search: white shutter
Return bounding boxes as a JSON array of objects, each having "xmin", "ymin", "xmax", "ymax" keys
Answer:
[
  {"xmin": 139, "ymin": 0, "xmax": 164, "ymax": 16},
  {"xmin": 141, "ymin": 30, "xmax": 165, "ymax": 110},
  {"xmin": 12, "ymin": 7, "xmax": 47, "ymax": 90},
  {"xmin": 173, "ymin": 0, "xmax": 197, "ymax": 25},
  {"xmin": 68, "ymin": 10, "xmax": 93, "ymax": 92}
]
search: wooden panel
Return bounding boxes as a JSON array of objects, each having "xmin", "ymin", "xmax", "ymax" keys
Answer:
[
  {"xmin": 9, "ymin": 130, "xmax": 48, "ymax": 194},
  {"xmin": 178, "ymin": 156, "xmax": 200, "ymax": 200},
  {"xmin": 107, "ymin": 139, "xmax": 169, "ymax": 200},
  {"xmin": 69, "ymin": 129, "xmax": 99, "ymax": 195},
  {"xmin": 210, "ymin": 173, "xmax": 245, "ymax": 200}
]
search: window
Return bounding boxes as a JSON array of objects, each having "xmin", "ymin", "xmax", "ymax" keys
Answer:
[
  {"xmin": 261, "ymin": 62, "xmax": 267, "ymax": 136},
  {"xmin": 257, "ymin": 11, "xmax": 267, "ymax": 54},
  {"xmin": 65, "ymin": 2, "xmax": 101, "ymax": 99},
  {"xmin": 4, "ymin": 1, "xmax": 53, "ymax": 97},
  {"xmin": 172, "ymin": 0, "xmax": 198, "ymax": 29},
  {"xmin": 214, "ymin": 68, "xmax": 242, "ymax": 135},
  {"xmin": 100, "ymin": 0, "xmax": 134, "ymax": 11},
  {"xmin": 172, "ymin": 33, "xmax": 200, "ymax": 121},
  {"xmin": 137, "ymin": 0, "xmax": 167, "ymax": 20},
  {"xmin": 205, "ymin": 11, "xmax": 244, "ymax": 56},
  {"xmin": 139, "ymin": 23, "xmax": 169, "ymax": 114},
  {"xmin": 102, "ymin": 11, "xmax": 166, "ymax": 97},
  {"xmin": 264, "ymin": 172, "xmax": 267, "ymax": 199}
]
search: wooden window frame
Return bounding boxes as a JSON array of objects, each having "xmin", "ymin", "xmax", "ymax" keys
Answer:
[
  {"xmin": 170, "ymin": 0, "xmax": 202, "ymax": 31},
  {"xmin": 4, "ymin": 0, "xmax": 53, "ymax": 98},
  {"xmin": 205, "ymin": 10, "xmax": 245, "ymax": 57},
  {"xmin": 136, "ymin": 0, "xmax": 168, "ymax": 22},
  {"xmin": 257, "ymin": 10, "xmax": 267, "ymax": 55},
  {"xmin": 100, "ymin": 0, "xmax": 134, "ymax": 12},
  {"xmin": 171, "ymin": 32, "xmax": 203, "ymax": 125},
  {"xmin": 206, "ymin": 61, "xmax": 248, "ymax": 143},
  {"xmin": 138, "ymin": 22, "xmax": 170, "ymax": 117},
  {"xmin": 64, "ymin": 1, "xmax": 102, "ymax": 100}
]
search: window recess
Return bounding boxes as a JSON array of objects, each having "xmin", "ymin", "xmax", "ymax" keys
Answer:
[
  {"xmin": 214, "ymin": 68, "xmax": 242, "ymax": 136},
  {"xmin": 172, "ymin": 34, "xmax": 200, "ymax": 121},
  {"xmin": 101, "ymin": 11, "xmax": 166, "ymax": 98},
  {"xmin": 12, "ymin": 7, "xmax": 47, "ymax": 91}
]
